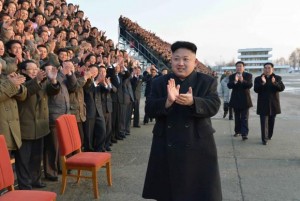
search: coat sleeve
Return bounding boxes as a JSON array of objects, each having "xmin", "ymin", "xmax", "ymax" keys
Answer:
[
  {"xmin": 23, "ymin": 78, "xmax": 42, "ymax": 97},
  {"xmin": 271, "ymin": 75, "xmax": 285, "ymax": 92},
  {"xmin": 145, "ymin": 77, "xmax": 170, "ymax": 117},
  {"xmin": 254, "ymin": 76, "xmax": 264, "ymax": 93},
  {"xmin": 192, "ymin": 78, "xmax": 221, "ymax": 118},
  {"xmin": 241, "ymin": 73, "xmax": 253, "ymax": 89},
  {"xmin": 0, "ymin": 79, "xmax": 20, "ymax": 102}
]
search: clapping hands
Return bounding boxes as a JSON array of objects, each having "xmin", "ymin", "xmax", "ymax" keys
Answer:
[
  {"xmin": 165, "ymin": 79, "xmax": 194, "ymax": 108},
  {"xmin": 7, "ymin": 73, "xmax": 26, "ymax": 89}
]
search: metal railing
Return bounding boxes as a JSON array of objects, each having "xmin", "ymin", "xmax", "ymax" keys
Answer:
[{"xmin": 118, "ymin": 25, "xmax": 169, "ymax": 69}]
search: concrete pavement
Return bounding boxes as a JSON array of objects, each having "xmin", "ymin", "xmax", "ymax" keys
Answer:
[{"xmin": 42, "ymin": 74, "xmax": 300, "ymax": 201}]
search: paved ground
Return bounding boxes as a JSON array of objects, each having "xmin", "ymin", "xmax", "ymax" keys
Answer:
[{"xmin": 41, "ymin": 74, "xmax": 300, "ymax": 201}]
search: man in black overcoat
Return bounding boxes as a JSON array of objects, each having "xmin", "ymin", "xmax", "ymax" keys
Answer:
[
  {"xmin": 227, "ymin": 61, "xmax": 253, "ymax": 140},
  {"xmin": 142, "ymin": 41, "xmax": 222, "ymax": 201},
  {"xmin": 254, "ymin": 62, "xmax": 285, "ymax": 145}
]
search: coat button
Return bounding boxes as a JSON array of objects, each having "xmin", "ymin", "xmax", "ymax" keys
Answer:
[
  {"xmin": 184, "ymin": 123, "xmax": 190, "ymax": 128},
  {"xmin": 167, "ymin": 124, "xmax": 172, "ymax": 128},
  {"xmin": 167, "ymin": 143, "xmax": 172, "ymax": 147}
]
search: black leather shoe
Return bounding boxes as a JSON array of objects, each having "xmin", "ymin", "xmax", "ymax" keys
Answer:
[
  {"xmin": 242, "ymin": 136, "xmax": 248, "ymax": 141},
  {"xmin": 45, "ymin": 175, "xmax": 58, "ymax": 182},
  {"xmin": 111, "ymin": 139, "xmax": 117, "ymax": 143},
  {"xmin": 105, "ymin": 147, "xmax": 112, "ymax": 151},
  {"xmin": 116, "ymin": 136, "xmax": 123, "ymax": 140},
  {"xmin": 32, "ymin": 183, "xmax": 47, "ymax": 188},
  {"xmin": 233, "ymin": 133, "xmax": 240, "ymax": 137},
  {"xmin": 133, "ymin": 125, "xmax": 141, "ymax": 128},
  {"xmin": 125, "ymin": 132, "xmax": 130, "ymax": 135},
  {"xmin": 262, "ymin": 141, "xmax": 268, "ymax": 145}
]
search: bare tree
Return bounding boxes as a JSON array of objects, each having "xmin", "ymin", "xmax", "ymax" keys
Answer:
[
  {"xmin": 289, "ymin": 48, "xmax": 300, "ymax": 68},
  {"xmin": 273, "ymin": 57, "xmax": 288, "ymax": 66},
  {"xmin": 225, "ymin": 58, "xmax": 236, "ymax": 66}
]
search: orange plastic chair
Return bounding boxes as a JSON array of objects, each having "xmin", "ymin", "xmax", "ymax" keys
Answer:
[
  {"xmin": 55, "ymin": 114, "xmax": 112, "ymax": 199},
  {"xmin": 0, "ymin": 135, "xmax": 56, "ymax": 201}
]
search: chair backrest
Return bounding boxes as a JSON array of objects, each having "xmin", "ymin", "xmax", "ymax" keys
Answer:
[
  {"xmin": 0, "ymin": 135, "xmax": 15, "ymax": 190},
  {"xmin": 56, "ymin": 114, "xmax": 82, "ymax": 156}
]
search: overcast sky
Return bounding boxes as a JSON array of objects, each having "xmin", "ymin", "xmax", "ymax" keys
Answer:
[{"xmin": 68, "ymin": 0, "xmax": 300, "ymax": 66}]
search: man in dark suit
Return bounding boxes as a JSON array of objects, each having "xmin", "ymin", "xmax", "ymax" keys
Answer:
[
  {"xmin": 142, "ymin": 65, "xmax": 159, "ymax": 124},
  {"xmin": 227, "ymin": 61, "xmax": 253, "ymax": 140},
  {"xmin": 254, "ymin": 62, "xmax": 285, "ymax": 145},
  {"xmin": 142, "ymin": 41, "xmax": 222, "ymax": 201},
  {"xmin": 99, "ymin": 65, "xmax": 116, "ymax": 151},
  {"xmin": 83, "ymin": 64, "xmax": 107, "ymax": 152},
  {"xmin": 131, "ymin": 66, "xmax": 143, "ymax": 127},
  {"xmin": 107, "ymin": 62, "xmax": 130, "ymax": 141}
]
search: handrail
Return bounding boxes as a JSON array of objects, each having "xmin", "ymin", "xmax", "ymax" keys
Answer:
[{"xmin": 119, "ymin": 25, "xmax": 169, "ymax": 69}]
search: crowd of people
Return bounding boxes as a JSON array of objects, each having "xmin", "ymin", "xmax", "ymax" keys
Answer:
[
  {"xmin": 0, "ymin": 0, "xmax": 176, "ymax": 192},
  {"xmin": 0, "ymin": 1, "xmax": 287, "ymax": 200},
  {"xmin": 119, "ymin": 16, "xmax": 210, "ymax": 74}
]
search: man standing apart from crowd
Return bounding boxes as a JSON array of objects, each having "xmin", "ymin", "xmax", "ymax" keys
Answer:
[
  {"xmin": 228, "ymin": 61, "xmax": 253, "ymax": 140},
  {"xmin": 142, "ymin": 41, "xmax": 222, "ymax": 201},
  {"xmin": 254, "ymin": 62, "xmax": 285, "ymax": 145}
]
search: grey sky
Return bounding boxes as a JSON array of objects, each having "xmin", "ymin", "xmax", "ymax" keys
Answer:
[{"xmin": 68, "ymin": 0, "xmax": 300, "ymax": 65}]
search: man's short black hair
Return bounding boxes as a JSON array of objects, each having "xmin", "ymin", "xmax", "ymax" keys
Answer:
[
  {"xmin": 40, "ymin": 61, "xmax": 55, "ymax": 70},
  {"xmin": 18, "ymin": 60, "xmax": 36, "ymax": 71},
  {"xmin": 264, "ymin": 62, "xmax": 274, "ymax": 68},
  {"xmin": 5, "ymin": 40, "xmax": 22, "ymax": 50},
  {"xmin": 235, "ymin": 61, "xmax": 245, "ymax": 66},
  {"xmin": 37, "ymin": 44, "xmax": 47, "ymax": 50},
  {"xmin": 171, "ymin": 41, "xmax": 197, "ymax": 54},
  {"xmin": 57, "ymin": 48, "xmax": 68, "ymax": 55}
]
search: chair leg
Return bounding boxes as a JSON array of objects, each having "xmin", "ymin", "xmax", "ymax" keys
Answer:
[
  {"xmin": 92, "ymin": 168, "xmax": 99, "ymax": 199},
  {"xmin": 76, "ymin": 170, "xmax": 81, "ymax": 183},
  {"xmin": 61, "ymin": 170, "xmax": 67, "ymax": 195},
  {"xmin": 106, "ymin": 161, "xmax": 112, "ymax": 186}
]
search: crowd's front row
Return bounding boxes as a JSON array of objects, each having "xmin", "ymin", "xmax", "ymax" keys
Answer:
[
  {"xmin": 0, "ymin": 53, "xmax": 158, "ymax": 191},
  {"xmin": 220, "ymin": 61, "xmax": 285, "ymax": 145}
]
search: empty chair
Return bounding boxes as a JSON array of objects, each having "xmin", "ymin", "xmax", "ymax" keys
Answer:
[
  {"xmin": 0, "ymin": 135, "xmax": 56, "ymax": 201},
  {"xmin": 55, "ymin": 114, "xmax": 112, "ymax": 199}
]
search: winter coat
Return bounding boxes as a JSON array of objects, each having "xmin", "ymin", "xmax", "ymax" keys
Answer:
[
  {"xmin": 142, "ymin": 71, "xmax": 222, "ymax": 201},
  {"xmin": 227, "ymin": 72, "xmax": 253, "ymax": 109},
  {"xmin": 17, "ymin": 75, "xmax": 60, "ymax": 140},
  {"xmin": 254, "ymin": 73, "xmax": 285, "ymax": 115},
  {"xmin": 0, "ymin": 75, "xmax": 27, "ymax": 150},
  {"xmin": 220, "ymin": 76, "xmax": 231, "ymax": 103}
]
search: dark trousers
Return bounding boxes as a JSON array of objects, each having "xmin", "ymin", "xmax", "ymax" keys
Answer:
[
  {"xmin": 233, "ymin": 108, "xmax": 249, "ymax": 136},
  {"xmin": 15, "ymin": 138, "xmax": 43, "ymax": 190},
  {"xmin": 125, "ymin": 102, "xmax": 133, "ymax": 134},
  {"xmin": 111, "ymin": 102, "xmax": 121, "ymax": 140},
  {"xmin": 104, "ymin": 112, "xmax": 112, "ymax": 148},
  {"xmin": 144, "ymin": 98, "xmax": 150, "ymax": 123},
  {"xmin": 43, "ymin": 125, "xmax": 60, "ymax": 178},
  {"xmin": 260, "ymin": 115, "xmax": 276, "ymax": 142},
  {"xmin": 77, "ymin": 121, "xmax": 84, "ymax": 146},
  {"xmin": 133, "ymin": 99, "xmax": 140, "ymax": 126},
  {"xmin": 83, "ymin": 115, "xmax": 106, "ymax": 152},
  {"xmin": 120, "ymin": 103, "xmax": 127, "ymax": 134}
]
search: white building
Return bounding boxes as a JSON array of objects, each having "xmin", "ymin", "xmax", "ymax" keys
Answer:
[{"xmin": 221, "ymin": 48, "xmax": 290, "ymax": 73}]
